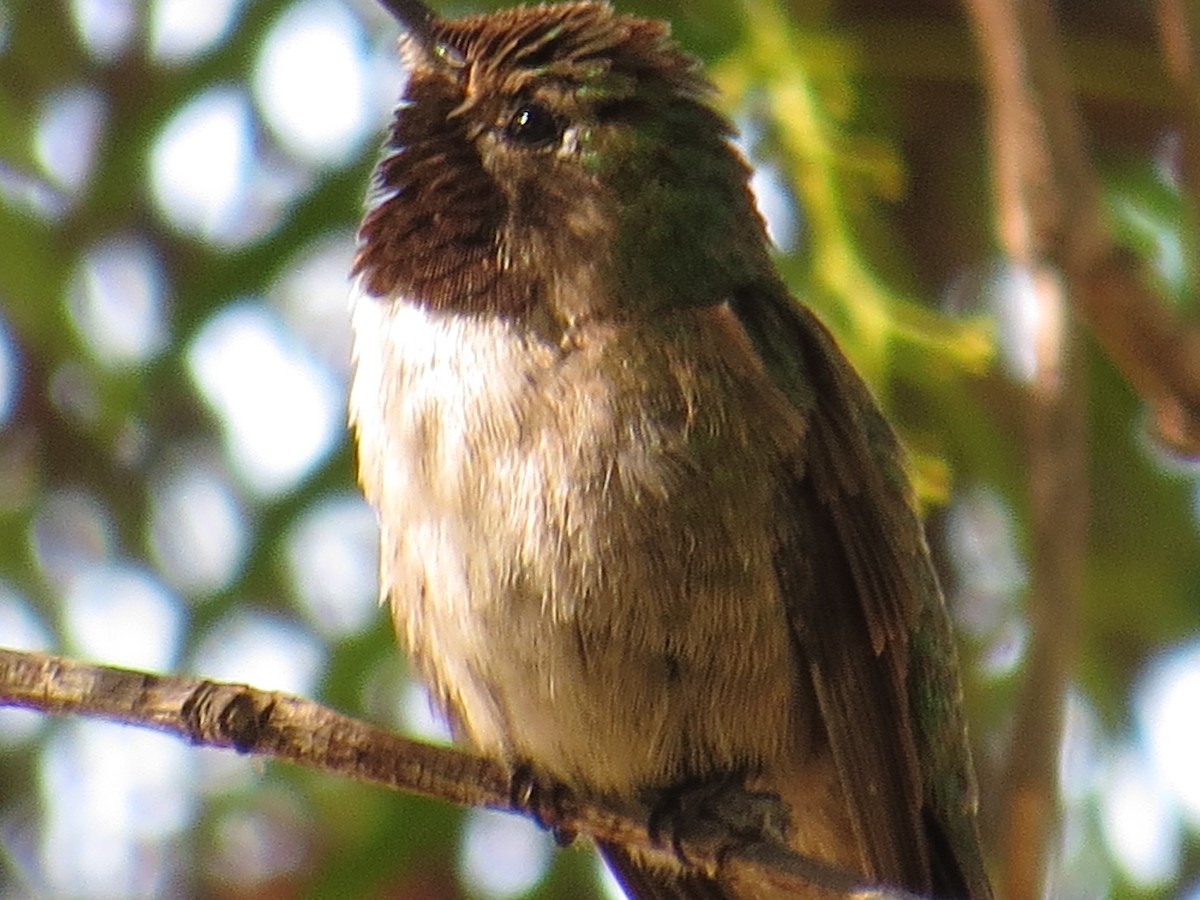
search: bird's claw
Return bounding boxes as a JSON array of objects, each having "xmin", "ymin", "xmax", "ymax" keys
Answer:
[
  {"xmin": 647, "ymin": 776, "xmax": 793, "ymax": 868},
  {"xmin": 509, "ymin": 765, "xmax": 579, "ymax": 847}
]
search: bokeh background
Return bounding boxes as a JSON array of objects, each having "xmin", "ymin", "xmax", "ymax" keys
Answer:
[{"xmin": 0, "ymin": 0, "xmax": 1198, "ymax": 897}]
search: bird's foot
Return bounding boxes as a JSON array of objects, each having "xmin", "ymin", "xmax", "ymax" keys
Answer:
[
  {"xmin": 647, "ymin": 775, "xmax": 793, "ymax": 869},
  {"xmin": 509, "ymin": 764, "xmax": 579, "ymax": 847}
]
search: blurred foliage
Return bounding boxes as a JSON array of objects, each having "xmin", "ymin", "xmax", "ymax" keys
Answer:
[{"xmin": 1, "ymin": 1, "xmax": 1199, "ymax": 899}]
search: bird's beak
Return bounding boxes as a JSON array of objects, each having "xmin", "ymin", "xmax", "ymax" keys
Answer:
[{"xmin": 376, "ymin": 0, "xmax": 466, "ymax": 70}]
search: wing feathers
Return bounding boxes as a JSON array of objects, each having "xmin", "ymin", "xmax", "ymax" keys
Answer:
[{"xmin": 731, "ymin": 285, "xmax": 976, "ymax": 895}]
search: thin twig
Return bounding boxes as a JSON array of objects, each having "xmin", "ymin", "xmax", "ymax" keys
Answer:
[
  {"xmin": 958, "ymin": 1, "xmax": 1094, "ymax": 897},
  {"xmin": 1157, "ymin": 0, "xmax": 1200, "ymax": 204},
  {"xmin": 965, "ymin": 0, "xmax": 1200, "ymax": 458},
  {"xmin": 0, "ymin": 647, "xmax": 922, "ymax": 900}
]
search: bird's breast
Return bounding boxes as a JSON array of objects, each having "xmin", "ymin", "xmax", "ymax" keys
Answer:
[{"xmin": 350, "ymin": 292, "xmax": 811, "ymax": 794}]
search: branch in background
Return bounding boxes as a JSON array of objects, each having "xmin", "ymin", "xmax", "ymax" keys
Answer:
[
  {"xmin": 1147, "ymin": 0, "xmax": 1200, "ymax": 455},
  {"xmin": 1157, "ymin": 0, "xmax": 1200, "ymax": 215},
  {"xmin": 1073, "ymin": 249, "xmax": 1200, "ymax": 456},
  {"xmin": 1006, "ymin": 290, "xmax": 1087, "ymax": 900},
  {"xmin": 0, "ymin": 647, "xmax": 923, "ymax": 900},
  {"xmin": 967, "ymin": 0, "xmax": 1200, "ymax": 457},
  {"xmin": 1068, "ymin": 5, "xmax": 1200, "ymax": 458},
  {"xmin": 959, "ymin": 3, "xmax": 1200, "ymax": 889},
  {"xmin": 958, "ymin": 1, "xmax": 1091, "ymax": 898}
]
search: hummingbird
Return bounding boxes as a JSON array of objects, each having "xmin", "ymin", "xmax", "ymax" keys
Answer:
[{"xmin": 349, "ymin": 1, "xmax": 993, "ymax": 898}]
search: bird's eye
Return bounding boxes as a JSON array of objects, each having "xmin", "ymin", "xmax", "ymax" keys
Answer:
[{"xmin": 503, "ymin": 103, "xmax": 563, "ymax": 149}]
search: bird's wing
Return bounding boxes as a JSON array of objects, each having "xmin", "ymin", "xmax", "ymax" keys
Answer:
[{"xmin": 730, "ymin": 284, "xmax": 991, "ymax": 899}]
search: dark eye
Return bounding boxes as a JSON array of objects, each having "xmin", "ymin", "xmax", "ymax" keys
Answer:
[{"xmin": 503, "ymin": 103, "xmax": 563, "ymax": 149}]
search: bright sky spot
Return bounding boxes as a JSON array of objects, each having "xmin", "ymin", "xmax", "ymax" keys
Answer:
[
  {"xmin": 363, "ymin": 38, "xmax": 410, "ymax": 120},
  {"xmin": 0, "ymin": 313, "xmax": 17, "ymax": 426},
  {"xmin": 734, "ymin": 117, "xmax": 800, "ymax": 252},
  {"xmin": 460, "ymin": 808, "xmax": 553, "ymax": 899},
  {"xmin": 70, "ymin": 0, "xmax": 135, "ymax": 61},
  {"xmin": 150, "ymin": 87, "xmax": 253, "ymax": 242},
  {"xmin": 151, "ymin": 0, "xmax": 245, "ymax": 62},
  {"xmin": 208, "ymin": 797, "xmax": 310, "ymax": 887},
  {"xmin": 1051, "ymin": 691, "xmax": 1116, "ymax": 896},
  {"xmin": 286, "ymin": 493, "xmax": 379, "ymax": 638},
  {"xmin": 988, "ymin": 261, "xmax": 1063, "ymax": 385},
  {"xmin": 357, "ymin": 655, "xmax": 408, "ymax": 732},
  {"xmin": 943, "ymin": 485, "xmax": 1028, "ymax": 676},
  {"xmin": 400, "ymin": 676, "xmax": 453, "ymax": 745},
  {"xmin": 61, "ymin": 562, "xmax": 184, "ymax": 671},
  {"xmin": 0, "ymin": 585, "xmax": 52, "ymax": 653},
  {"xmin": 1059, "ymin": 689, "xmax": 1101, "ymax": 803},
  {"xmin": 943, "ymin": 261, "xmax": 1068, "ymax": 386},
  {"xmin": 0, "ymin": 160, "xmax": 69, "ymax": 221},
  {"xmin": 1139, "ymin": 642, "xmax": 1200, "ymax": 823},
  {"xmin": 148, "ymin": 454, "xmax": 247, "ymax": 596},
  {"xmin": 29, "ymin": 488, "xmax": 114, "ymax": 586},
  {"xmin": 978, "ymin": 618, "xmax": 1028, "ymax": 677},
  {"xmin": 253, "ymin": 0, "xmax": 372, "ymax": 166},
  {"xmin": 189, "ymin": 609, "xmax": 323, "ymax": 695},
  {"xmin": 187, "ymin": 302, "xmax": 344, "ymax": 496},
  {"xmin": 750, "ymin": 163, "xmax": 799, "ymax": 252},
  {"xmin": 35, "ymin": 86, "xmax": 106, "ymax": 193},
  {"xmin": 946, "ymin": 485, "xmax": 1028, "ymax": 603},
  {"xmin": 68, "ymin": 236, "xmax": 169, "ymax": 367},
  {"xmin": 1100, "ymin": 747, "xmax": 1180, "ymax": 888},
  {"xmin": 39, "ymin": 719, "xmax": 195, "ymax": 898},
  {"xmin": 271, "ymin": 233, "xmax": 357, "ymax": 379}
]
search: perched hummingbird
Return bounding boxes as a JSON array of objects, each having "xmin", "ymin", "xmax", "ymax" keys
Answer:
[{"xmin": 349, "ymin": 1, "xmax": 992, "ymax": 897}]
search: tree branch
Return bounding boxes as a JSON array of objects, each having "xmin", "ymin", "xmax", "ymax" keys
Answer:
[
  {"xmin": 958, "ymin": 2, "xmax": 1093, "ymax": 897},
  {"xmin": 1157, "ymin": 0, "xmax": 1200, "ymax": 207},
  {"xmin": 0, "ymin": 646, "xmax": 921, "ymax": 900},
  {"xmin": 964, "ymin": 0, "xmax": 1200, "ymax": 459}
]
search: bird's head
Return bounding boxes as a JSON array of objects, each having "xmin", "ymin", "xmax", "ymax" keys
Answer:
[{"xmin": 354, "ymin": 0, "xmax": 774, "ymax": 325}]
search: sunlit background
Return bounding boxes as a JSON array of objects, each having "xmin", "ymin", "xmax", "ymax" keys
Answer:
[{"xmin": 0, "ymin": 0, "xmax": 1198, "ymax": 898}]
